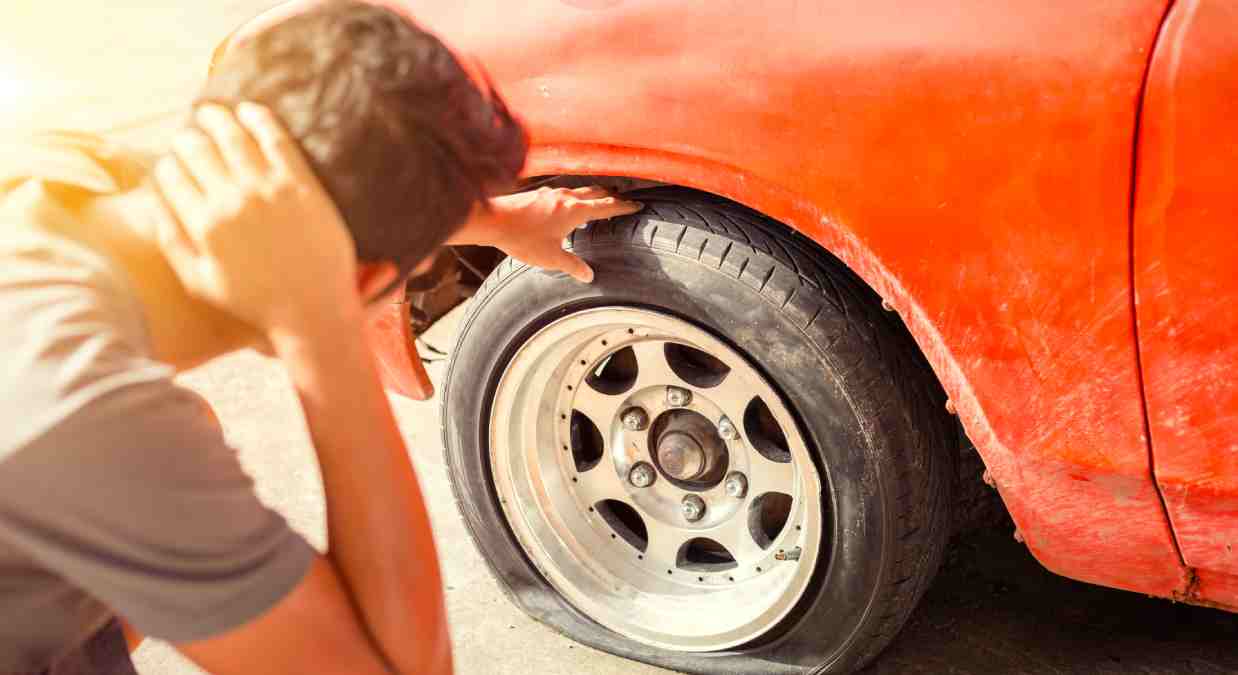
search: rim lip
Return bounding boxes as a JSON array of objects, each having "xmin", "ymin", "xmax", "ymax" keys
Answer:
[{"xmin": 488, "ymin": 306, "xmax": 826, "ymax": 652}]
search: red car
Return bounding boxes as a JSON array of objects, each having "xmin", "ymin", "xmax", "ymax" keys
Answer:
[{"xmin": 222, "ymin": 1, "xmax": 1238, "ymax": 672}]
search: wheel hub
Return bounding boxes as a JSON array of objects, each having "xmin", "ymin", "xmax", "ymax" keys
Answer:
[
  {"xmin": 657, "ymin": 432, "xmax": 705, "ymax": 480},
  {"xmin": 652, "ymin": 408, "xmax": 729, "ymax": 488}
]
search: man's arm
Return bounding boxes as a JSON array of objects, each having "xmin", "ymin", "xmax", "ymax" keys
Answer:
[
  {"xmin": 176, "ymin": 557, "xmax": 393, "ymax": 674},
  {"xmin": 265, "ymin": 295, "xmax": 451, "ymax": 674},
  {"xmin": 177, "ymin": 301, "xmax": 448, "ymax": 675},
  {"xmin": 153, "ymin": 103, "xmax": 449, "ymax": 674}
]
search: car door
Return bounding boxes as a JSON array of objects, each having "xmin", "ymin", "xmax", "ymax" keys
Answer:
[{"xmin": 1135, "ymin": 0, "xmax": 1238, "ymax": 608}]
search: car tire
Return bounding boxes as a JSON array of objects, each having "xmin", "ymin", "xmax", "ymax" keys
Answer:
[{"xmin": 442, "ymin": 189, "xmax": 955, "ymax": 674}]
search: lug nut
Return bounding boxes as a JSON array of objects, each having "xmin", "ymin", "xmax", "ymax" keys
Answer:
[
  {"xmin": 666, "ymin": 386, "xmax": 692, "ymax": 407},
  {"xmin": 628, "ymin": 462, "xmax": 656, "ymax": 488},
  {"xmin": 724, "ymin": 472, "xmax": 748, "ymax": 498},
  {"xmin": 622, "ymin": 407, "xmax": 650, "ymax": 431},
  {"xmin": 717, "ymin": 417, "xmax": 738, "ymax": 440},
  {"xmin": 681, "ymin": 495, "xmax": 706, "ymax": 522}
]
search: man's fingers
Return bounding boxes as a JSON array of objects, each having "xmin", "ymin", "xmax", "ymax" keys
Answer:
[
  {"xmin": 171, "ymin": 127, "xmax": 230, "ymax": 192},
  {"xmin": 578, "ymin": 197, "xmax": 645, "ymax": 221},
  {"xmin": 154, "ymin": 156, "xmax": 205, "ymax": 226},
  {"xmin": 149, "ymin": 176, "xmax": 209, "ymax": 294},
  {"xmin": 195, "ymin": 104, "xmax": 267, "ymax": 180},
  {"xmin": 569, "ymin": 185, "xmax": 611, "ymax": 200},
  {"xmin": 235, "ymin": 102, "xmax": 313, "ymax": 179},
  {"xmin": 148, "ymin": 182, "xmax": 201, "ymax": 269}
]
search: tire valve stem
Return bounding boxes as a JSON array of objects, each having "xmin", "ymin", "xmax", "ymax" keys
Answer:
[{"xmin": 775, "ymin": 547, "xmax": 802, "ymax": 561}]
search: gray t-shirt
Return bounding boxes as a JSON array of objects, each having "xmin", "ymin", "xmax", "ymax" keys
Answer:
[{"xmin": 0, "ymin": 133, "xmax": 315, "ymax": 674}]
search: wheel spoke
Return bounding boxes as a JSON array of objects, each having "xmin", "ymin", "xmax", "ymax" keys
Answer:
[
  {"xmin": 708, "ymin": 511, "xmax": 768, "ymax": 563},
  {"xmin": 628, "ymin": 340, "xmax": 685, "ymax": 391},
  {"xmin": 643, "ymin": 519, "xmax": 688, "ymax": 568},
  {"xmin": 706, "ymin": 377, "xmax": 757, "ymax": 426},
  {"xmin": 747, "ymin": 453, "xmax": 796, "ymax": 495},
  {"xmin": 574, "ymin": 463, "xmax": 628, "ymax": 505},
  {"xmin": 571, "ymin": 384, "xmax": 624, "ymax": 436}
]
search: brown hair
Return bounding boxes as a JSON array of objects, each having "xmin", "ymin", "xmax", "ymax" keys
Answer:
[{"xmin": 201, "ymin": 1, "xmax": 527, "ymax": 277}]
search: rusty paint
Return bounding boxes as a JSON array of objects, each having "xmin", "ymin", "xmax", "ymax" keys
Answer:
[{"xmin": 1190, "ymin": 569, "xmax": 1238, "ymax": 611}]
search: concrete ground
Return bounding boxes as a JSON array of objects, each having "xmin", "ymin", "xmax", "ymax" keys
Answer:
[{"xmin": 4, "ymin": 2, "xmax": 1238, "ymax": 673}]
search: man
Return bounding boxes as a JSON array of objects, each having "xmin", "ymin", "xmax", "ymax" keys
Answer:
[{"xmin": 0, "ymin": 2, "xmax": 640, "ymax": 674}]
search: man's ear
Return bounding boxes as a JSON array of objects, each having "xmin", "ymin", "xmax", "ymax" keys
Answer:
[{"xmin": 357, "ymin": 261, "xmax": 401, "ymax": 301}]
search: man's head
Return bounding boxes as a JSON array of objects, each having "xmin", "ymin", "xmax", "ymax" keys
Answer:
[{"xmin": 201, "ymin": 1, "xmax": 527, "ymax": 291}]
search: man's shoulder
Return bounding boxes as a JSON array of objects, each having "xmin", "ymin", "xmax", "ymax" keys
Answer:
[
  {"xmin": 0, "ymin": 130, "xmax": 151, "ymax": 196},
  {"xmin": 0, "ymin": 130, "xmax": 166, "ymax": 460},
  {"xmin": 0, "ymin": 224, "xmax": 163, "ymax": 460}
]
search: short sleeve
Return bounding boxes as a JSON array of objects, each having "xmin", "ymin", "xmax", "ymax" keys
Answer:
[{"xmin": 0, "ymin": 379, "xmax": 316, "ymax": 643}]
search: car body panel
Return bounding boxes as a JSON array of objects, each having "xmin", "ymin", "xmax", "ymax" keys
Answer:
[
  {"xmin": 1134, "ymin": 0, "xmax": 1238, "ymax": 607},
  {"xmin": 367, "ymin": 287, "xmax": 436, "ymax": 400},
  {"xmin": 225, "ymin": 1, "xmax": 1212, "ymax": 603}
]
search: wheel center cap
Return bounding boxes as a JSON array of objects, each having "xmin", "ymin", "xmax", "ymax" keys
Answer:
[{"xmin": 657, "ymin": 431, "xmax": 705, "ymax": 480}]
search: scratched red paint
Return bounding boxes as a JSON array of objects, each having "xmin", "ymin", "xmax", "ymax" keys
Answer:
[
  {"xmin": 1134, "ymin": 0, "xmax": 1238, "ymax": 609},
  {"xmin": 222, "ymin": 0, "xmax": 1238, "ymax": 610}
]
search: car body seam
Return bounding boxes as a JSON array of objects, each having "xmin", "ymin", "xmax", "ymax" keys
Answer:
[{"xmin": 1129, "ymin": 0, "xmax": 1189, "ymax": 573}]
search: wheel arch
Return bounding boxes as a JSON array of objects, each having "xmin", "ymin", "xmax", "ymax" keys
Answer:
[
  {"xmin": 523, "ymin": 147, "xmax": 1193, "ymax": 601},
  {"xmin": 525, "ymin": 145, "xmax": 987, "ymax": 471}
]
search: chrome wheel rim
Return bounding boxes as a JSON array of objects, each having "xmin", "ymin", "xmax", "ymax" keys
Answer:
[{"xmin": 489, "ymin": 307, "xmax": 825, "ymax": 651}]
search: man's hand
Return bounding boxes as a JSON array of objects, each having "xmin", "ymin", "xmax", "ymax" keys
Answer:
[
  {"xmin": 451, "ymin": 186, "xmax": 644, "ymax": 283},
  {"xmin": 153, "ymin": 103, "xmax": 360, "ymax": 336},
  {"xmin": 157, "ymin": 103, "xmax": 453, "ymax": 674}
]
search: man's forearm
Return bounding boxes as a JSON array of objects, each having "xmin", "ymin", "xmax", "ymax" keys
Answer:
[{"xmin": 271, "ymin": 311, "xmax": 451, "ymax": 675}]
